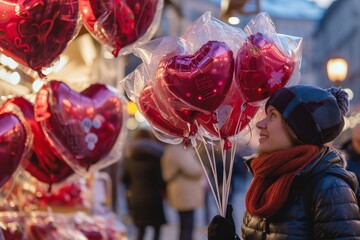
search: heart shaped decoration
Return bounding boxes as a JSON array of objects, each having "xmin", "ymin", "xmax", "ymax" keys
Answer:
[
  {"xmin": 80, "ymin": 0, "xmax": 159, "ymax": 57},
  {"xmin": 3, "ymin": 97, "xmax": 74, "ymax": 189},
  {"xmin": 235, "ymin": 32, "xmax": 295, "ymax": 103},
  {"xmin": 139, "ymin": 85, "xmax": 191, "ymax": 139},
  {"xmin": 34, "ymin": 81, "xmax": 124, "ymax": 174},
  {"xmin": 157, "ymin": 41, "xmax": 234, "ymax": 114},
  {"xmin": 0, "ymin": 0, "xmax": 80, "ymax": 77},
  {"xmin": 198, "ymin": 86, "xmax": 259, "ymax": 149},
  {"xmin": 0, "ymin": 111, "xmax": 28, "ymax": 188},
  {"xmin": 155, "ymin": 82, "xmax": 200, "ymax": 127}
]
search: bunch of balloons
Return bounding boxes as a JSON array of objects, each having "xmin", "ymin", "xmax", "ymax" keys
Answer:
[
  {"xmin": 0, "ymin": 0, "xmax": 163, "ymax": 78},
  {"xmin": 0, "ymin": 81, "xmax": 128, "ymax": 197},
  {"xmin": 122, "ymin": 12, "xmax": 303, "ymax": 216}
]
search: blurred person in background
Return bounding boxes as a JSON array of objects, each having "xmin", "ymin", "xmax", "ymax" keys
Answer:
[
  {"xmin": 161, "ymin": 143, "xmax": 204, "ymax": 240},
  {"xmin": 121, "ymin": 128, "xmax": 166, "ymax": 240},
  {"xmin": 208, "ymin": 85, "xmax": 360, "ymax": 239},
  {"xmin": 341, "ymin": 123, "xmax": 360, "ymax": 205},
  {"xmin": 342, "ymin": 123, "xmax": 360, "ymax": 181}
]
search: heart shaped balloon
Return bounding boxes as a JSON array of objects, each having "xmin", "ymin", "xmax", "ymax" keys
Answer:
[
  {"xmin": 157, "ymin": 41, "xmax": 234, "ymax": 114},
  {"xmin": 3, "ymin": 97, "xmax": 74, "ymax": 189},
  {"xmin": 198, "ymin": 86, "xmax": 259, "ymax": 149},
  {"xmin": 235, "ymin": 32, "xmax": 295, "ymax": 104},
  {"xmin": 80, "ymin": 0, "xmax": 159, "ymax": 57},
  {"xmin": 34, "ymin": 80, "xmax": 124, "ymax": 175},
  {"xmin": 0, "ymin": 0, "xmax": 80, "ymax": 77},
  {"xmin": 155, "ymin": 81, "xmax": 200, "ymax": 128},
  {"xmin": 0, "ymin": 111, "xmax": 28, "ymax": 188},
  {"xmin": 139, "ymin": 85, "xmax": 191, "ymax": 139}
]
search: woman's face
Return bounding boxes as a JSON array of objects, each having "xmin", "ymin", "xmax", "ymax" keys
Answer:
[{"xmin": 256, "ymin": 105, "xmax": 294, "ymax": 154}]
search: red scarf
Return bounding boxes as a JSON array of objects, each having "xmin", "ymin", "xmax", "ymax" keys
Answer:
[{"xmin": 245, "ymin": 145, "xmax": 321, "ymax": 218}]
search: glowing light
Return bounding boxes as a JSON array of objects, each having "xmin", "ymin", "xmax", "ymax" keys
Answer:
[
  {"xmin": 0, "ymin": 54, "xmax": 18, "ymax": 69},
  {"xmin": 228, "ymin": 16, "xmax": 240, "ymax": 25},
  {"xmin": 343, "ymin": 88, "xmax": 353, "ymax": 101},
  {"xmin": 327, "ymin": 58, "xmax": 348, "ymax": 83},
  {"xmin": 127, "ymin": 101, "xmax": 138, "ymax": 115},
  {"xmin": 126, "ymin": 118, "xmax": 138, "ymax": 130},
  {"xmin": 32, "ymin": 79, "xmax": 45, "ymax": 92},
  {"xmin": 0, "ymin": 69, "xmax": 20, "ymax": 85},
  {"xmin": 9, "ymin": 72, "xmax": 20, "ymax": 85}
]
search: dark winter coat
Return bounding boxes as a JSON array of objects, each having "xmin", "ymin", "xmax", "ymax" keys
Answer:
[
  {"xmin": 122, "ymin": 139, "xmax": 166, "ymax": 227},
  {"xmin": 241, "ymin": 147, "xmax": 360, "ymax": 239}
]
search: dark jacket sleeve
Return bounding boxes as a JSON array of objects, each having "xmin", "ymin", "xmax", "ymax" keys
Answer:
[{"xmin": 312, "ymin": 175, "xmax": 360, "ymax": 239}]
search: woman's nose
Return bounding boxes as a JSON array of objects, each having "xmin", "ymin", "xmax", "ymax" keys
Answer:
[{"xmin": 256, "ymin": 118, "xmax": 267, "ymax": 129}]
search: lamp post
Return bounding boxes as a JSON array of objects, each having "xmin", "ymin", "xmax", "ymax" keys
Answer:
[{"xmin": 326, "ymin": 58, "xmax": 348, "ymax": 87}]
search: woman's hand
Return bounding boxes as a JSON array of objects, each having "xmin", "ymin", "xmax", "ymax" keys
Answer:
[{"xmin": 208, "ymin": 204, "xmax": 240, "ymax": 240}]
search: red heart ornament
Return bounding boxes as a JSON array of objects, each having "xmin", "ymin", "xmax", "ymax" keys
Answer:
[
  {"xmin": 198, "ymin": 86, "xmax": 259, "ymax": 149},
  {"xmin": 34, "ymin": 81, "xmax": 124, "ymax": 174},
  {"xmin": 80, "ymin": 0, "xmax": 159, "ymax": 57},
  {"xmin": 139, "ymin": 85, "xmax": 191, "ymax": 139},
  {"xmin": 0, "ymin": 0, "xmax": 79, "ymax": 77},
  {"xmin": 0, "ymin": 111, "xmax": 28, "ymax": 188},
  {"xmin": 235, "ymin": 32, "xmax": 295, "ymax": 103},
  {"xmin": 3, "ymin": 97, "xmax": 74, "ymax": 189},
  {"xmin": 157, "ymin": 41, "xmax": 234, "ymax": 114}
]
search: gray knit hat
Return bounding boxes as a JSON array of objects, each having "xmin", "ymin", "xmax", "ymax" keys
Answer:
[{"xmin": 265, "ymin": 85, "xmax": 350, "ymax": 145}]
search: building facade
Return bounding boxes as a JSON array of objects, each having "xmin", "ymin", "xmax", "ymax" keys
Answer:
[{"xmin": 313, "ymin": 0, "xmax": 360, "ymax": 107}]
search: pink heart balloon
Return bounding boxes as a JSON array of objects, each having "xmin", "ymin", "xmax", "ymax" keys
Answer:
[
  {"xmin": 139, "ymin": 85, "xmax": 191, "ymax": 139},
  {"xmin": 34, "ymin": 80, "xmax": 124, "ymax": 173},
  {"xmin": 0, "ymin": 0, "xmax": 79, "ymax": 77},
  {"xmin": 157, "ymin": 41, "xmax": 234, "ymax": 114},
  {"xmin": 235, "ymin": 32, "xmax": 295, "ymax": 103},
  {"xmin": 3, "ymin": 97, "xmax": 74, "ymax": 189},
  {"xmin": 80, "ymin": 0, "xmax": 159, "ymax": 57},
  {"xmin": 0, "ymin": 112, "xmax": 28, "ymax": 188}
]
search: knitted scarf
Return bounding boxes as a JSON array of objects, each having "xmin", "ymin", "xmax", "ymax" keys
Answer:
[{"xmin": 245, "ymin": 145, "xmax": 321, "ymax": 218}]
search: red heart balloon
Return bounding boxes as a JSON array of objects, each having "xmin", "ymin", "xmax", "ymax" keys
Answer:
[
  {"xmin": 235, "ymin": 32, "xmax": 295, "ymax": 103},
  {"xmin": 0, "ymin": 111, "xmax": 28, "ymax": 188},
  {"xmin": 198, "ymin": 85, "xmax": 259, "ymax": 149},
  {"xmin": 80, "ymin": 0, "xmax": 159, "ymax": 57},
  {"xmin": 154, "ymin": 81, "xmax": 200, "ymax": 127},
  {"xmin": 139, "ymin": 85, "xmax": 191, "ymax": 139},
  {"xmin": 0, "ymin": 0, "xmax": 80, "ymax": 77},
  {"xmin": 157, "ymin": 41, "xmax": 234, "ymax": 114},
  {"xmin": 34, "ymin": 81, "xmax": 124, "ymax": 173},
  {"xmin": 3, "ymin": 97, "xmax": 74, "ymax": 188}
]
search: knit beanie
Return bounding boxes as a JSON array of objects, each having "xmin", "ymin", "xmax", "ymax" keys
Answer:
[{"xmin": 265, "ymin": 85, "xmax": 350, "ymax": 145}]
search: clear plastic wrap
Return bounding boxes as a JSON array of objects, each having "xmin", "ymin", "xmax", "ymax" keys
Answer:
[
  {"xmin": 122, "ymin": 12, "xmax": 247, "ymax": 145},
  {"xmin": 0, "ymin": 0, "xmax": 81, "ymax": 78},
  {"xmin": 80, "ymin": 0, "xmax": 164, "ymax": 57},
  {"xmin": 235, "ymin": 12, "xmax": 302, "ymax": 105}
]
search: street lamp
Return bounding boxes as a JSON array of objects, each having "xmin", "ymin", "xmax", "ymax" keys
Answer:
[{"xmin": 326, "ymin": 58, "xmax": 348, "ymax": 87}]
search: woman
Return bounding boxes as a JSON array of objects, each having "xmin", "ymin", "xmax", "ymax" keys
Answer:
[{"xmin": 208, "ymin": 85, "xmax": 360, "ymax": 239}]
